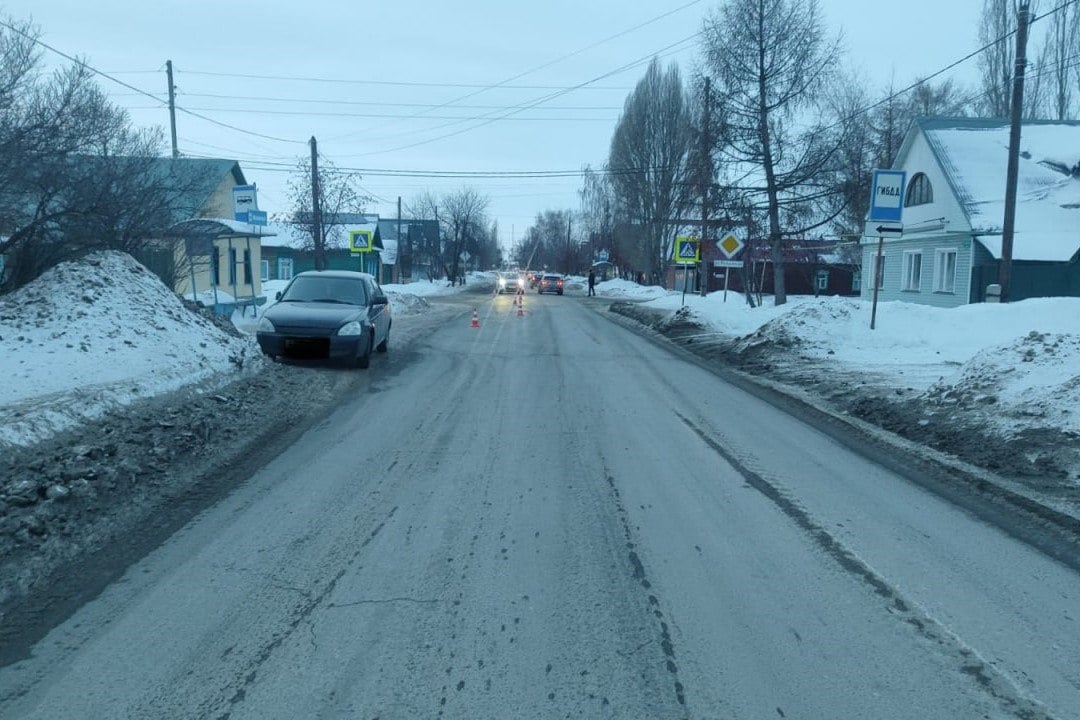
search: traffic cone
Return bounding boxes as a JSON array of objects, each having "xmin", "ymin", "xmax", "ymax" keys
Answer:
[
  {"xmin": 470, "ymin": 308, "xmax": 480, "ymax": 328},
  {"xmin": 517, "ymin": 302, "xmax": 524, "ymax": 317}
]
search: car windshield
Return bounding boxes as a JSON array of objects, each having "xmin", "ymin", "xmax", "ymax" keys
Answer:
[{"xmin": 280, "ymin": 276, "xmax": 368, "ymax": 305}]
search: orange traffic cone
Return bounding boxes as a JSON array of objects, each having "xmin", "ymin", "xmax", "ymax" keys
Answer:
[{"xmin": 470, "ymin": 308, "xmax": 480, "ymax": 328}]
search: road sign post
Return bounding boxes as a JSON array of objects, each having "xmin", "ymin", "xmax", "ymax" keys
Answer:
[
  {"xmin": 867, "ymin": 170, "xmax": 906, "ymax": 329},
  {"xmin": 675, "ymin": 237, "xmax": 699, "ymax": 306}
]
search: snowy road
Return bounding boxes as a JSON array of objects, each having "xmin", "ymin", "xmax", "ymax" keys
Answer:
[{"xmin": 1, "ymin": 293, "xmax": 1077, "ymax": 719}]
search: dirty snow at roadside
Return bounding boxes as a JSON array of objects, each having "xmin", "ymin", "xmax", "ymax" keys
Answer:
[
  {"xmin": 635, "ymin": 292, "xmax": 1080, "ymax": 435},
  {"xmin": 0, "ymin": 252, "xmax": 257, "ymax": 448}
]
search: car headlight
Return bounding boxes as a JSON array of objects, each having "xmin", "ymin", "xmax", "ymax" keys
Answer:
[
  {"xmin": 498, "ymin": 278, "xmax": 506, "ymax": 287},
  {"xmin": 257, "ymin": 317, "xmax": 275, "ymax": 332},
  {"xmin": 338, "ymin": 320, "xmax": 365, "ymax": 336}
]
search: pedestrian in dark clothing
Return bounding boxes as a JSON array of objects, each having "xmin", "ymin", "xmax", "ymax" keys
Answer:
[{"xmin": 587, "ymin": 269, "xmax": 596, "ymax": 296}]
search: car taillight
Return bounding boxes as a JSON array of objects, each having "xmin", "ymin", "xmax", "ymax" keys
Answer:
[{"xmin": 557, "ymin": 279, "xmax": 563, "ymax": 287}]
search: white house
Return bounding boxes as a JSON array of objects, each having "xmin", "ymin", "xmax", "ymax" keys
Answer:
[{"xmin": 861, "ymin": 117, "xmax": 1080, "ymax": 307}]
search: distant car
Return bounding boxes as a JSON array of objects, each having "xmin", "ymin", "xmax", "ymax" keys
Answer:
[
  {"xmin": 527, "ymin": 271, "xmax": 541, "ymax": 288},
  {"xmin": 256, "ymin": 270, "xmax": 391, "ymax": 369},
  {"xmin": 496, "ymin": 271, "xmax": 525, "ymax": 294},
  {"xmin": 537, "ymin": 273, "xmax": 564, "ymax": 295}
]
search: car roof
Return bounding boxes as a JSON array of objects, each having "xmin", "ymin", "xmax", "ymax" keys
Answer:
[{"xmin": 294, "ymin": 270, "xmax": 374, "ymax": 281}]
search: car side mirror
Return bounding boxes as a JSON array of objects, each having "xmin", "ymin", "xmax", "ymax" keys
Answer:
[
  {"xmin": 372, "ymin": 295, "xmax": 388, "ymax": 306},
  {"xmin": 275, "ymin": 291, "xmax": 282, "ymax": 300}
]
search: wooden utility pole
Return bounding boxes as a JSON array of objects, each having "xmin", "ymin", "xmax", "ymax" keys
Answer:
[
  {"xmin": 166, "ymin": 60, "xmax": 178, "ymax": 159},
  {"xmin": 310, "ymin": 136, "xmax": 325, "ymax": 271},
  {"xmin": 700, "ymin": 77, "xmax": 711, "ymax": 297},
  {"xmin": 999, "ymin": 0, "xmax": 1031, "ymax": 303}
]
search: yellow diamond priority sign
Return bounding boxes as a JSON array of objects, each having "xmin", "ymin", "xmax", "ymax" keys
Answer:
[{"xmin": 717, "ymin": 231, "xmax": 745, "ymax": 259}]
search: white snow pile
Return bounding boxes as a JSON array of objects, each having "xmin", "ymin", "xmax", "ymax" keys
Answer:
[
  {"xmin": 633, "ymin": 293, "xmax": 1080, "ymax": 435},
  {"xmin": 0, "ymin": 251, "xmax": 258, "ymax": 448},
  {"xmin": 385, "ymin": 290, "xmax": 432, "ymax": 316},
  {"xmin": 925, "ymin": 332, "xmax": 1080, "ymax": 435},
  {"xmin": 596, "ymin": 279, "xmax": 672, "ymax": 301}
]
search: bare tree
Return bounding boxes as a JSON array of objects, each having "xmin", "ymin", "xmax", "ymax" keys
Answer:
[
  {"xmin": 405, "ymin": 191, "xmax": 445, "ymax": 279},
  {"xmin": 0, "ymin": 18, "xmax": 179, "ymax": 292},
  {"xmin": 439, "ymin": 187, "xmax": 489, "ymax": 283},
  {"xmin": 703, "ymin": 0, "xmax": 844, "ymax": 305},
  {"xmin": 285, "ymin": 154, "xmax": 369, "ymax": 266},
  {"xmin": 578, "ymin": 164, "xmax": 615, "ymax": 270},
  {"xmin": 1046, "ymin": 3, "xmax": 1078, "ymax": 120},
  {"xmin": 607, "ymin": 58, "xmax": 695, "ymax": 285},
  {"xmin": 977, "ymin": 0, "xmax": 1017, "ymax": 118}
]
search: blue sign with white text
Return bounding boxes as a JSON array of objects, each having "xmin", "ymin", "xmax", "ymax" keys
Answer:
[{"xmin": 869, "ymin": 170, "xmax": 906, "ymax": 223}]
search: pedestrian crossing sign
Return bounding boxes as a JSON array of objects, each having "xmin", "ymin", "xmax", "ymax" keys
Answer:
[
  {"xmin": 349, "ymin": 229, "xmax": 374, "ymax": 253},
  {"xmin": 675, "ymin": 236, "xmax": 699, "ymax": 264}
]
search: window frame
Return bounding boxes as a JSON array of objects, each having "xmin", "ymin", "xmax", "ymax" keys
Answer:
[
  {"xmin": 901, "ymin": 249, "xmax": 923, "ymax": 292},
  {"xmin": 904, "ymin": 172, "xmax": 933, "ymax": 207},
  {"xmin": 260, "ymin": 259, "xmax": 270, "ymax": 282},
  {"xmin": 278, "ymin": 257, "xmax": 294, "ymax": 281},
  {"xmin": 934, "ymin": 248, "xmax": 958, "ymax": 294}
]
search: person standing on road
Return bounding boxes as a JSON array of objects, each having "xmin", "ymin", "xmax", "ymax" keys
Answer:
[{"xmin": 587, "ymin": 269, "xmax": 596, "ymax": 297}]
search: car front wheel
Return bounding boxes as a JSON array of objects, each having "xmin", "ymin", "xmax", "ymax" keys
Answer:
[{"xmin": 376, "ymin": 326, "xmax": 389, "ymax": 353}]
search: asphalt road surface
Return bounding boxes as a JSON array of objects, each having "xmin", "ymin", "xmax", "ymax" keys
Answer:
[{"xmin": 1, "ymin": 292, "xmax": 1077, "ymax": 719}]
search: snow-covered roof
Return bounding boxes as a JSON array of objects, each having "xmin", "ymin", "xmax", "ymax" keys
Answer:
[
  {"xmin": 259, "ymin": 222, "xmax": 311, "ymax": 249},
  {"xmin": 919, "ymin": 118, "xmax": 1080, "ymax": 262},
  {"xmin": 379, "ymin": 236, "xmax": 398, "ymax": 265}
]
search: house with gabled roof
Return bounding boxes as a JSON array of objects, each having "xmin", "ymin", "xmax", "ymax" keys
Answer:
[
  {"xmin": 260, "ymin": 213, "xmax": 389, "ymax": 281},
  {"xmin": 134, "ymin": 157, "xmax": 267, "ymax": 308},
  {"xmin": 860, "ymin": 117, "xmax": 1080, "ymax": 307}
]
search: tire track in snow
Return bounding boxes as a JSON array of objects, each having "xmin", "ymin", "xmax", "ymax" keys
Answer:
[{"xmin": 602, "ymin": 466, "xmax": 691, "ymax": 716}]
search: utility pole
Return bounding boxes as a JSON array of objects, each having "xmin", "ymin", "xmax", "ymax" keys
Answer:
[
  {"xmin": 310, "ymin": 136, "xmax": 325, "ymax": 271},
  {"xmin": 166, "ymin": 60, "xmax": 178, "ymax": 159},
  {"xmin": 396, "ymin": 196, "xmax": 403, "ymax": 283},
  {"xmin": 999, "ymin": 0, "xmax": 1031, "ymax": 303},
  {"xmin": 700, "ymin": 77, "xmax": 711, "ymax": 297}
]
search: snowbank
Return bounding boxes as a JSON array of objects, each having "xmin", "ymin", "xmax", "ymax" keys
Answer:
[
  {"xmin": 0, "ymin": 252, "xmax": 257, "ymax": 448},
  {"xmin": 638, "ymin": 293, "xmax": 1080, "ymax": 436}
]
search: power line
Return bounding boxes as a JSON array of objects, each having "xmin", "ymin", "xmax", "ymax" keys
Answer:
[
  {"xmin": 809, "ymin": 0, "xmax": 1080, "ymax": 137},
  {"xmin": 351, "ymin": 32, "xmax": 702, "ymax": 157},
  {"xmin": 128, "ymin": 105, "xmax": 619, "ymax": 122},
  {"xmin": 175, "ymin": 69, "xmax": 634, "ymax": 92},
  {"xmin": 0, "ymin": 19, "xmax": 306, "ymax": 146},
  {"xmin": 357, "ymin": 0, "xmax": 706, "ymax": 133},
  {"xmin": 176, "ymin": 92, "xmax": 624, "ymax": 111}
]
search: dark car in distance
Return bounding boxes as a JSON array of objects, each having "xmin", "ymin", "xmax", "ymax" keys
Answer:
[
  {"xmin": 256, "ymin": 270, "xmax": 391, "ymax": 369},
  {"xmin": 537, "ymin": 273, "xmax": 564, "ymax": 295}
]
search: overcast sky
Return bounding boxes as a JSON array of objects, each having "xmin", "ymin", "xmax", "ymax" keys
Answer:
[{"xmin": 12, "ymin": 1, "xmax": 984, "ymax": 250}]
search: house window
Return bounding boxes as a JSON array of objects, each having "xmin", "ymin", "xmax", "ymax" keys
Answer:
[
  {"xmin": 934, "ymin": 248, "xmax": 957, "ymax": 293},
  {"xmin": 904, "ymin": 173, "xmax": 933, "ymax": 207},
  {"xmin": 852, "ymin": 269, "xmax": 862, "ymax": 292},
  {"xmin": 243, "ymin": 249, "xmax": 253, "ymax": 285},
  {"xmin": 260, "ymin": 259, "xmax": 270, "ymax": 281},
  {"xmin": 228, "ymin": 248, "xmax": 238, "ymax": 285},
  {"xmin": 210, "ymin": 246, "xmax": 220, "ymax": 286},
  {"xmin": 815, "ymin": 269, "xmax": 829, "ymax": 291},
  {"xmin": 902, "ymin": 250, "xmax": 922, "ymax": 291},
  {"xmin": 278, "ymin": 257, "xmax": 294, "ymax": 280}
]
